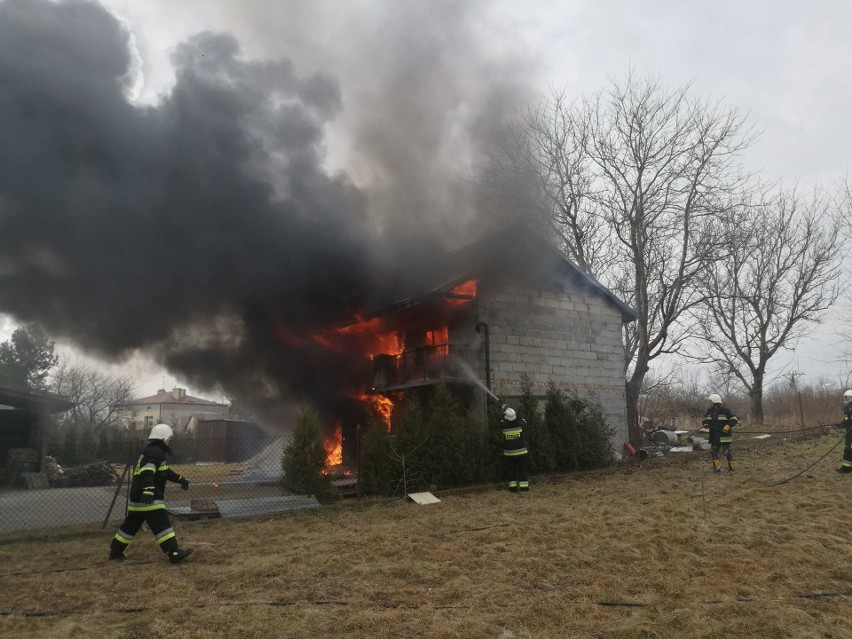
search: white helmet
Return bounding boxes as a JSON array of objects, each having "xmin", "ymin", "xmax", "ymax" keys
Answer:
[
  {"xmin": 707, "ymin": 394, "xmax": 722, "ymax": 404},
  {"xmin": 844, "ymin": 390, "xmax": 852, "ymax": 400},
  {"xmin": 503, "ymin": 406, "xmax": 517, "ymax": 421},
  {"xmin": 148, "ymin": 423, "xmax": 174, "ymax": 442}
]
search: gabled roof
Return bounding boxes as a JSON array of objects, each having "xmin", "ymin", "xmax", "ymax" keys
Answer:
[
  {"xmin": 129, "ymin": 389, "xmax": 226, "ymax": 407},
  {"xmin": 0, "ymin": 386, "xmax": 74, "ymax": 413},
  {"xmin": 376, "ymin": 222, "xmax": 637, "ymax": 322}
]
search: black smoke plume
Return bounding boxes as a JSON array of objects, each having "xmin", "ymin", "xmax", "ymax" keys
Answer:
[{"xmin": 0, "ymin": 0, "xmax": 534, "ymax": 422}]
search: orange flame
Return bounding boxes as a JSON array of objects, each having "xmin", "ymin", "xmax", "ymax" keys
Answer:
[
  {"xmin": 450, "ymin": 278, "xmax": 478, "ymax": 297},
  {"xmin": 446, "ymin": 278, "xmax": 478, "ymax": 305},
  {"xmin": 356, "ymin": 392, "xmax": 395, "ymax": 431},
  {"xmin": 324, "ymin": 423, "xmax": 343, "ymax": 469}
]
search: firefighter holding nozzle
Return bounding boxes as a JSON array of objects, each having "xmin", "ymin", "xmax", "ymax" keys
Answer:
[
  {"xmin": 703, "ymin": 393, "xmax": 739, "ymax": 472},
  {"xmin": 500, "ymin": 404, "xmax": 529, "ymax": 491},
  {"xmin": 834, "ymin": 390, "xmax": 852, "ymax": 473}
]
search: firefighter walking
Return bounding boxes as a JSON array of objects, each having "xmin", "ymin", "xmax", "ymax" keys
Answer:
[
  {"xmin": 109, "ymin": 423, "xmax": 194, "ymax": 564},
  {"xmin": 835, "ymin": 389, "xmax": 852, "ymax": 473},
  {"xmin": 703, "ymin": 393, "xmax": 739, "ymax": 472},
  {"xmin": 500, "ymin": 405, "xmax": 529, "ymax": 491}
]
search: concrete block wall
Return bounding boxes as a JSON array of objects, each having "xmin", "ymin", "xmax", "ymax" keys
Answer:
[{"xmin": 475, "ymin": 277, "xmax": 629, "ymax": 449}]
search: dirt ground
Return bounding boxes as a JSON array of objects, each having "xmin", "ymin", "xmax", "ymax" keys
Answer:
[{"xmin": 1, "ymin": 431, "xmax": 851, "ymax": 639}]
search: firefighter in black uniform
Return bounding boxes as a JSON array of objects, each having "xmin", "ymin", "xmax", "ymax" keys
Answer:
[
  {"xmin": 500, "ymin": 405, "xmax": 529, "ymax": 491},
  {"xmin": 835, "ymin": 389, "xmax": 852, "ymax": 473},
  {"xmin": 703, "ymin": 393, "xmax": 739, "ymax": 472},
  {"xmin": 109, "ymin": 423, "xmax": 194, "ymax": 563}
]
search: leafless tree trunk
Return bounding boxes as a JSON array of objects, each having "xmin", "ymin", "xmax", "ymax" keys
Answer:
[{"xmin": 696, "ymin": 187, "xmax": 843, "ymax": 424}]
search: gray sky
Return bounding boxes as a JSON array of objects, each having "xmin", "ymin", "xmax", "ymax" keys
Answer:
[
  {"xmin": 103, "ymin": 0, "xmax": 852, "ymax": 184},
  {"xmin": 1, "ymin": 0, "xmax": 850, "ymax": 398}
]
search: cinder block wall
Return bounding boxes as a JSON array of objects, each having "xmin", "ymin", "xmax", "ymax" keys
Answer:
[{"xmin": 475, "ymin": 277, "xmax": 629, "ymax": 450}]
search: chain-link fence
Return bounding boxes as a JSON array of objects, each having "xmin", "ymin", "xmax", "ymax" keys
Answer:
[{"xmin": 0, "ymin": 435, "xmax": 337, "ymax": 535}]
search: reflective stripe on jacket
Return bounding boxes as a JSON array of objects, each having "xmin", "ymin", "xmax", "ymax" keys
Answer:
[
  {"xmin": 502, "ymin": 418, "xmax": 528, "ymax": 456},
  {"xmin": 702, "ymin": 406, "xmax": 739, "ymax": 444},
  {"xmin": 129, "ymin": 440, "xmax": 184, "ymax": 509}
]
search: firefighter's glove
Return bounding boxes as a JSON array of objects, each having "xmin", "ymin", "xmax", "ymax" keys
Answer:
[
  {"xmin": 178, "ymin": 477, "xmax": 190, "ymax": 491},
  {"xmin": 140, "ymin": 490, "xmax": 155, "ymax": 504},
  {"xmin": 722, "ymin": 425, "xmax": 731, "ymax": 433}
]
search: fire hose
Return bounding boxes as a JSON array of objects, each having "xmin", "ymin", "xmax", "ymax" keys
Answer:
[{"xmin": 765, "ymin": 433, "xmax": 846, "ymax": 487}]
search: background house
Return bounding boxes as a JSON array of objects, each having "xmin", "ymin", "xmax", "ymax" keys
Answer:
[
  {"xmin": 367, "ymin": 223, "xmax": 636, "ymax": 451},
  {"xmin": 122, "ymin": 387, "xmax": 228, "ymax": 434}
]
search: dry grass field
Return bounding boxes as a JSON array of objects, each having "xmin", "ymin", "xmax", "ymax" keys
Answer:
[{"xmin": 2, "ymin": 431, "xmax": 852, "ymax": 639}]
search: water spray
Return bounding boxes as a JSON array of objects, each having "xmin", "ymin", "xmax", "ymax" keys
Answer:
[{"xmin": 452, "ymin": 356, "xmax": 500, "ymax": 402}]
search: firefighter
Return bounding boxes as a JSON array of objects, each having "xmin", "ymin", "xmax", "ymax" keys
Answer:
[
  {"xmin": 834, "ymin": 389, "xmax": 852, "ymax": 473},
  {"xmin": 108, "ymin": 423, "xmax": 194, "ymax": 564},
  {"xmin": 500, "ymin": 405, "xmax": 529, "ymax": 491},
  {"xmin": 702, "ymin": 393, "xmax": 739, "ymax": 472}
]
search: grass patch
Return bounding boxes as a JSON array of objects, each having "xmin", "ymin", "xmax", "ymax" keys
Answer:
[{"xmin": 1, "ymin": 434, "xmax": 851, "ymax": 638}]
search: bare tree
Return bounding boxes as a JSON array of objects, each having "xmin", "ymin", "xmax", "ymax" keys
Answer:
[
  {"xmin": 475, "ymin": 89, "xmax": 614, "ymax": 275},
  {"xmin": 50, "ymin": 356, "xmax": 136, "ymax": 432},
  {"xmin": 696, "ymin": 186, "xmax": 843, "ymax": 424},
  {"xmin": 592, "ymin": 75, "xmax": 761, "ymax": 444},
  {"xmin": 478, "ymin": 73, "xmax": 758, "ymax": 445}
]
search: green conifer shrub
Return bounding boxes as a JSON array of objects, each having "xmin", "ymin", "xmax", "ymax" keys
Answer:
[{"xmin": 281, "ymin": 404, "xmax": 339, "ymax": 503}]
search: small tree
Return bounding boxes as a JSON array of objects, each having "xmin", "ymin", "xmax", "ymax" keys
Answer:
[
  {"xmin": 544, "ymin": 382, "xmax": 579, "ymax": 472},
  {"xmin": 359, "ymin": 386, "xmax": 495, "ymax": 496},
  {"xmin": 281, "ymin": 404, "xmax": 338, "ymax": 503},
  {"xmin": 420, "ymin": 383, "xmax": 476, "ymax": 488},
  {"xmin": 542, "ymin": 382, "xmax": 615, "ymax": 472},
  {"xmin": 518, "ymin": 373, "xmax": 553, "ymax": 473},
  {"xmin": 357, "ymin": 419, "xmax": 397, "ymax": 496},
  {"xmin": 569, "ymin": 392, "xmax": 615, "ymax": 469}
]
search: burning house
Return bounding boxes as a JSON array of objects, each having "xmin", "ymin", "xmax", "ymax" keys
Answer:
[
  {"xmin": 313, "ymin": 222, "xmax": 636, "ymax": 464},
  {"xmin": 0, "ymin": 0, "xmax": 636, "ymax": 475}
]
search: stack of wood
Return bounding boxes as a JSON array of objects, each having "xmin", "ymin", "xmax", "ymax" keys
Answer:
[{"xmin": 63, "ymin": 460, "xmax": 121, "ymax": 486}]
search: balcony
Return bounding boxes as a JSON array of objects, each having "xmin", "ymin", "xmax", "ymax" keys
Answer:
[{"xmin": 370, "ymin": 344, "xmax": 472, "ymax": 391}]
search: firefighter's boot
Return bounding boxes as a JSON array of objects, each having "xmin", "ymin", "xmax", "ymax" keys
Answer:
[
  {"xmin": 728, "ymin": 459, "xmax": 737, "ymax": 472},
  {"xmin": 168, "ymin": 547, "xmax": 194, "ymax": 564},
  {"xmin": 712, "ymin": 459, "xmax": 722, "ymax": 473}
]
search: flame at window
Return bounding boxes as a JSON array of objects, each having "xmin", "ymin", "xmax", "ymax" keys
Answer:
[
  {"xmin": 323, "ymin": 423, "xmax": 343, "ymax": 470},
  {"xmin": 356, "ymin": 392, "xmax": 397, "ymax": 432}
]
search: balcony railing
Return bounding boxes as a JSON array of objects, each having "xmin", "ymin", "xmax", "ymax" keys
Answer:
[{"xmin": 371, "ymin": 344, "xmax": 471, "ymax": 391}]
